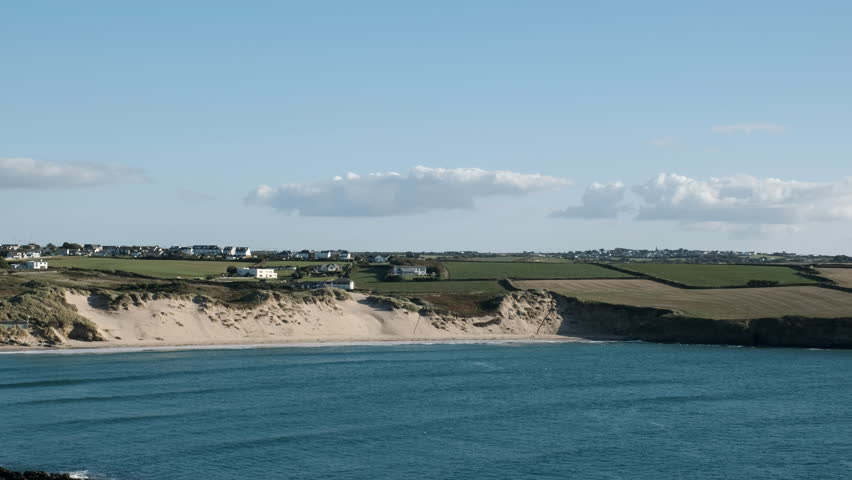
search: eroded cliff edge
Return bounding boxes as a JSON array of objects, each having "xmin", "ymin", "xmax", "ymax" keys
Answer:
[{"xmin": 2, "ymin": 287, "xmax": 851, "ymax": 349}]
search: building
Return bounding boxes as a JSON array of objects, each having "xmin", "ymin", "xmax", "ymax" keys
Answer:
[
  {"xmin": 334, "ymin": 250, "xmax": 352, "ymax": 261},
  {"xmin": 328, "ymin": 278, "xmax": 355, "ymax": 290},
  {"xmin": 234, "ymin": 247, "xmax": 252, "ymax": 258},
  {"xmin": 222, "ymin": 246, "xmax": 236, "ymax": 256},
  {"xmin": 191, "ymin": 245, "xmax": 222, "ymax": 256},
  {"xmin": 390, "ymin": 266, "xmax": 428, "ymax": 276},
  {"xmin": 236, "ymin": 267, "xmax": 277, "ymax": 279},
  {"xmin": 315, "ymin": 263, "xmax": 342, "ymax": 273},
  {"xmin": 23, "ymin": 261, "xmax": 48, "ymax": 270},
  {"xmin": 294, "ymin": 250, "xmax": 313, "ymax": 260},
  {"xmin": 313, "ymin": 251, "xmax": 332, "ymax": 260},
  {"xmin": 368, "ymin": 255, "xmax": 388, "ymax": 263}
]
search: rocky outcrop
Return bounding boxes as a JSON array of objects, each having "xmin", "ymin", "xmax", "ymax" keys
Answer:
[{"xmin": 0, "ymin": 467, "xmax": 73, "ymax": 480}]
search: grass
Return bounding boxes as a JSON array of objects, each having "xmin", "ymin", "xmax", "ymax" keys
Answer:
[
  {"xmin": 441, "ymin": 256, "xmax": 572, "ymax": 263},
  {"xmin": 352, "ymin": 266, "xmax": 504, "ymax": 294},
  {"xmin": 45, "ymin": 257, "xmax": 246, "ymax": 278},
  {"xmin": 516, "ymin": 279, "xmax": 852, "ymax": 319},
  {"xmin": 613, "ymin": 263, "xmax": 815, "ymax": 287},
  {"xmin": 443, "ymin": 262, "xmax": 630, "ymax": 280}
]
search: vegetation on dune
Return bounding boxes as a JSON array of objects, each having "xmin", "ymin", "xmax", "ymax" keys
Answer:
[{"xmin": 0, "ymin": 285, "xmax": 104, "ymax": 343}]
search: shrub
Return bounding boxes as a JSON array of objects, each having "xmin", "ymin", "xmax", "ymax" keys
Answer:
[{"xmin": 746, "ymin": 280, "xmax": 780, "ymax": 288}]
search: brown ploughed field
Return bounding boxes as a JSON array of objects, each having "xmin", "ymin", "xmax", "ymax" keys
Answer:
[
  {"xmin": 515, "ymin": 279, "xmax": 852, "ymax": 319},
  {"xmin": 818, "ymin": 268, "xmax": 852, "ymax": 288}
]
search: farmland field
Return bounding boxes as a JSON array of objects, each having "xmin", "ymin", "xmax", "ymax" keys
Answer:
[
  {"xmin": 818, "ymin": 268, "xmax": 852, "ymax": 288},
  {"xmin": 515, "ymin": 279, "xmax": 852, "ymax": 319},
  {"xmin": 352, "ymin": 267, "xmax": 504, "ymax": 294},
  {"xmin": 44, "ymin": 257, "xmax": 252, "ymax": 279},
  {"xmin": 444, "ymin": 262, "xmax": 630, "ymax": 280},
  {"xmin": 613, "ymin": 263, "xmax": 815, "ymax": 287}
]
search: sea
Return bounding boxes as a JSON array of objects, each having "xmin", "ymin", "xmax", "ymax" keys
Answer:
[{"xmin": 1, "ymin": 341, "xmax": 851, "ymax": 479}]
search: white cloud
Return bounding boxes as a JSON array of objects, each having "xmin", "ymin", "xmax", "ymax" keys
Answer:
[
  {"xmin": 711, "ymin": 123, "xmax": 786, "ymax": 134},
  {"xmin": 651, "ymin": 136, "xmax": 676, "ymax": 147},
  {"xmin": 0, "ymin": 157, "xmax": 147, "ymax": 189},
  {"xmin": 551, "ymin": 182, "xmax": 630, "ymax": 219},
  {"xmin": 633, "ymin": 173, "xmax": 852, "ymax": 226},
  {"xmin": 247, "ymin": 166, "xmax": 572, "ymax": 217}
]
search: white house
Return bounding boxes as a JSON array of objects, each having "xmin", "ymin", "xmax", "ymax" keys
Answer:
[
  {"xmin": 23, "ymin": 261, "xmax": 48, "ymax": 270},
  {"xmin": 222, "ymin": 246, "xmax": 236, "ymax": 256},
  {"xmin": 234, "ymin": 247, "xmax": 252, "ymax": 258},
  {"xmin": 390, "ymin": 266, "xmax": 428, "ymax": 276},
  {"xmin": 334, "ymin": 250, "xmax": 352, "ymax": 261},
  {"xmin": 313, "ymin": 251, "xmax": 332, "ymax": 260},
  {"xmin": 316, "ymin": 263, "xmax": 342, "ymax": 273},
  {"xmin": 236, "ymin": 267, "xmax": 277, "ymax": 279}
]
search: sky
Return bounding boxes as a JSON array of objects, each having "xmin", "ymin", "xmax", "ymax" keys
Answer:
[{"xmin": 1, "ymin": 1, "xmax": 851, "ymax": 253}]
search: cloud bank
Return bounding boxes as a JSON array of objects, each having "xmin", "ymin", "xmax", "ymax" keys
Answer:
[
  {"xmin": 555, "ymin": 173, "xmax": 852, "ymax": 234},
  {"xmin": 0, "ymin": 157, "xmax": 148, "ymax": 189},
  {"xmin": 633, "ymin": 173, "xmax": 852, "ymax": 225},
  {"xmin": 711, "ymin": 123, "xmax": 786, "ymax": 135},
  {"xmin": 247, "ymin": 166, "xmax": 571, "ymax": 217},
  {"xmin": 551, "ymin": 182, "xmax": 629, "ymax": 219}
]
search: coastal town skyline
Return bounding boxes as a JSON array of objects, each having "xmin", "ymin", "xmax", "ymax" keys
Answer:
[{"xmin": 2, "ymin": 2, "xmax": 851, "ymax": 253}]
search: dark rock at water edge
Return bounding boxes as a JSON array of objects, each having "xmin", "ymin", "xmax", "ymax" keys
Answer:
[{"xmin": 0, "ymin": 467, "xmax": 74, "ymax": 480}]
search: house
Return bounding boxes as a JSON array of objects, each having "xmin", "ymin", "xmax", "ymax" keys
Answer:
[
  {"xmin": 334, "ymin": 250, "xmax": 352, "ymax": 261},
  {"xmin": 236, "ymin": 267, "xmax": 278, "ymax": 279},
  {"xmin": 328, "ymin": 278, "xmax": 355, "ymax": 290},
  {"xmin": 234, "ymin": 247, "xmax": 252, "ymax": 258},
  {"xmin": 23, "ymin": 261, "xmax": 48, "ymax": 270},
  {"xmin": 313, "ymin": 251, "xmax": 332, "ymax": 260},
  {"xmin": 315, "ymin": 263, "xmax": 342, "ymax": 273},
  {"xmin": 294, "ymin": 250, "xmax": 313, "ymax": 260},
  {"xmin": 222, "ymin": 246, "xmax": 236, "ymax": 256},
  {"xmin": 390, "ymin": 266, "xmax": 428, "ymax": 276},
  {"xmin": 368, "ymin": 255, "xmax": 388, "ymax": 263},
  {"xmin": 83, "ymin": 244, "xmax": 103, "ymax": 254},
  {"xmin": 191, "ymin": 245, "xmax": 222, "ymax": 256}
]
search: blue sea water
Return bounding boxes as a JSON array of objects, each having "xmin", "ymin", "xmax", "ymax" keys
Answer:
[{"xmin": 1, "ymin": 342, "xmax": 852, "ymax": 480}]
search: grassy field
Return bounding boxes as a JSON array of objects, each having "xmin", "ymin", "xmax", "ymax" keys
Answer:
[
  {"xmin": 438, "ymin": 256, "xmax": 572, "ymax": 263},
  {"xmin": 515, "ymin": 279, "xmax": 852, "ymax": 319},
  {"xmin": 352, "ymin": 266, "xmax": 504, "ymax": 294},
  {"xmin": 613, "ymin": 263, "xmax": 815, "ymax": 287},
  {"xmin": 43, "ymin": 257, "xmax": 259, "ymax": 279},
  {"xmin": 444, "ymin": 262, "xmax": 630, "ymax": 280},
  {"xmin": 818, "ymin": 268, "xmax": 852, "ymax": 288}
]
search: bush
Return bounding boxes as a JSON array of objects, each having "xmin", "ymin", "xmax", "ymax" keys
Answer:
[
  {"xmin": 0, "ymin": 258, "xmax": 7, "ymax": 269},
  {"xmin": 746, "ymin": 280, "xmax": 780, "ymax": 288}
]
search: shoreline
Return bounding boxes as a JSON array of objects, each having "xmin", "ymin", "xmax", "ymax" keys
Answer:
[{"xmin": 0, "ymin": 334, "xmax": 616, "ymax": 355}]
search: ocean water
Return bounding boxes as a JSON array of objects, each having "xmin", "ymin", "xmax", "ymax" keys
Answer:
[{"xmin": 2, "ymin": 342, "xmax": 852, "ymax": 479}]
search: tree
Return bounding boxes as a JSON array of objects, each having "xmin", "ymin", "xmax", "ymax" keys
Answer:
[
  {"xmin": 61, "ymin": 242, "xmax": 82, "ymax": 250},
  {"xmin": 0, "ymin": 258, "xmax": 8, "ymax": 269},
  {"xmin": 226, "ymin": 266, "xmax": 238, "ymax": 276}
]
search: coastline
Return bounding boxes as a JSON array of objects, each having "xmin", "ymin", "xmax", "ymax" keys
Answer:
[{"xmin": 0, "ymin": 334, "xmax": 611, "ymax": 354}]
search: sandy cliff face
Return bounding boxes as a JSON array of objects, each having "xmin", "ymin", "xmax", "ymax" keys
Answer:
[{"xmin": 33, "ymin": 289, "xmax": 570, "ymax": 348}]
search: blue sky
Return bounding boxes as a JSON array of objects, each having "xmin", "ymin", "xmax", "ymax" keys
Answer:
[{"xmin": 2, "ymin": 1, "xmax": 851, "ymax": 253}]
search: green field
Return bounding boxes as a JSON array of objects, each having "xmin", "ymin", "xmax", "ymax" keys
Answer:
[
  {"xmin": 439, "ymin": 256, "xmax": 571, "ymax": 263},
  {"xmin": 613, "ymin": 263, "xmax": 816, "ymax": 287},
  {"xmin": 352, "ymin": 266, "xmax": 504, "ymax": 294},
  {"xmin": 443, "ymin": 262, "xmax": 630, "ymax": 280},
  {"xmin": 44, "ymin": 257, "xmax": 260, "ymax": 279}
]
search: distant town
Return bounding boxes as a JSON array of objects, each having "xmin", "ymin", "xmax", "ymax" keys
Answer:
[{"xmin": 2, "ymin": 242, "xmax": 850, "ymax": 265}]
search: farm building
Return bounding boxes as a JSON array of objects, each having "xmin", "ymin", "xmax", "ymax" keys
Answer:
[
  {"xmin": 236, "ymin": 267, "xmax": 277, "ymax": 279},
  {"xmin": 23, "ymin": 261, "xmax": 48, "ymax": 270}
]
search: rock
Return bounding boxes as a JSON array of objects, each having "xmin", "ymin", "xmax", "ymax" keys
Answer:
[{"xmin": 0, "ymin": 467, "xmax": 74, "ymax": 480}]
